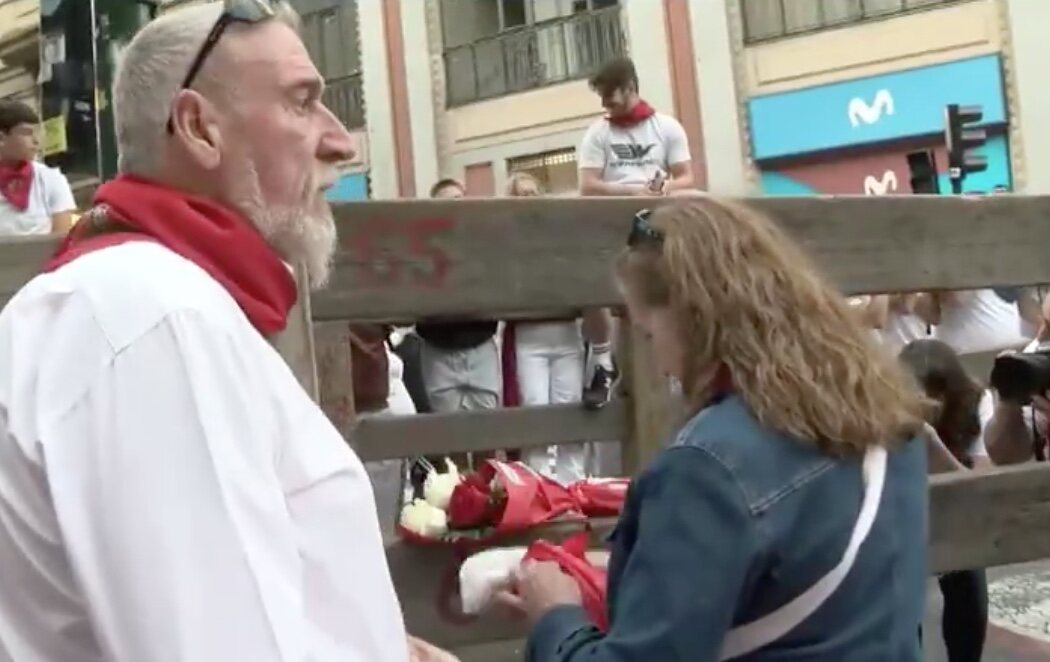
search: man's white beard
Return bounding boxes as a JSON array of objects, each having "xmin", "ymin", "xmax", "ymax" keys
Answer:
[{"xmin": 229, "ymin": 157, "xmax": 337, "ymax": 291}]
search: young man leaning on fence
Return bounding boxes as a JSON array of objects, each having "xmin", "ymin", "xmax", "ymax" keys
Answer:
[{"xmin": 0, "ymin": 3, "xmax": 454, "ymax": 661}]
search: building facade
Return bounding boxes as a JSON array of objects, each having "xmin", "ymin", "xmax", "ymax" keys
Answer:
[
  {"xmin": 737, "ymin": 0, "xmax": 1020, "ymax": 196},
  {"xmin": 3, "ymin": 0, "xmax": 1049, "ymax": 201}
]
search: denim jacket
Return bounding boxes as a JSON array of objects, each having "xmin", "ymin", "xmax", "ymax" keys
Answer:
[{"xmin": 526, "ymin": 395, "xmax": 928, "ymax": 661}]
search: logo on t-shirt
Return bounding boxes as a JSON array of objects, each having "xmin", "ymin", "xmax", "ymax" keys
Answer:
[{"xmin": 610, "ymin": 143, "xmax": 658, "ymax": 168}]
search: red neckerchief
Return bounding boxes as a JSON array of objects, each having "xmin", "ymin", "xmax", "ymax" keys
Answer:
[
  {"xmin": 704, "ymin": 363, "xmax": 734, "ymax": 408},
  {"xmin": 0, "ymin": 160, "xmax": 33, "ymax": 210},
  {"xmin": 607, "ymin": 100, "xmax": 656, "ymax": 128},
  {"xmin": 44, "ymin": 175, "xmax": 298, "ymax": 335}
]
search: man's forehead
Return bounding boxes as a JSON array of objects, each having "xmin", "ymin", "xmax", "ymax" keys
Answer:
[{"xmin": 218, "ymin": 20, "xmax": 321, "ymax": 86}]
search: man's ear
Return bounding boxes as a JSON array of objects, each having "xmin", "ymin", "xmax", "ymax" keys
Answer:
[{"xmin": 169, "ymin": 89, "xmax": 224, "ymax": 170}]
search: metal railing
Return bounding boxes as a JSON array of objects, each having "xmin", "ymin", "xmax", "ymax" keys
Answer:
[
  {"xmin": 443, "ymin": 6, "xmax": 625, "ymax": 107},
  {"xmin": 323, "ymin": 72, "xmax": 365, "ymax": 130},
  {"xmin": 742, "ymin": 0, "xmax": 965, "ymax": 44}
]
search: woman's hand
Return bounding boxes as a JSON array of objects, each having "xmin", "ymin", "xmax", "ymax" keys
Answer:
[{"xmin": 496, "ymin": 561, "xmax": 583, "ymax": 625}]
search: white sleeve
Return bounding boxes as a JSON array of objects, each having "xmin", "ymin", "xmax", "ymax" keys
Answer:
[
  {"xmin": 662, "ymin": 116, "xmax": 692, "ymax": 166},
  {"xmin": 44, "ymin": 167, "xmax": 76, "ymax": 214},
  {"xmin": 971, "ymin": 390, "xmax": 994, "ymax": 457},
  {"xmin": 577, "ymin": 121, "xmax": 607, "ymax": 170},
  {"xmin": 45, "ymin": 310, "xmax": 313, "ymax": 662}
]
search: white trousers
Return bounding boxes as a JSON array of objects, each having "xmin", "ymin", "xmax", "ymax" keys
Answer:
[{"xmin": 514, "ymin": 321, "xmax": 590, "ymax": 483}]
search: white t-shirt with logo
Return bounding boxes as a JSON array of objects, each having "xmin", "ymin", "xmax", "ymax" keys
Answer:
[
  {"xmin": 933, "ymin": 289, "xmax": 1027, "ymax": 354},
  {"xmin": 578, "ymin": 112, "xmax": 691, "ymax": 186},
  {"xmin": 0, "ymin": 161, "xmax": 75, "ymax": 236}
]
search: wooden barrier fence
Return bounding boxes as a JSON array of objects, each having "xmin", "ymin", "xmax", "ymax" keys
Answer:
[{"xmin": 4, "ymin": 195, "xmax": 1050, "ymax": 649}]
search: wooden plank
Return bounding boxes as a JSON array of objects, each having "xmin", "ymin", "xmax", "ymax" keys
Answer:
[
  {"xmin": 314, "ymin": 321, "xmax": 356, "ymax": 435},
  {"xmin": 2, "ymin": 197, "xmax": 1050, "ymax": 318},
  {"xmin": 617, "ymin": 324, "xmax": 677, "ymax": 474},
  {"xmin": 307, "ymin": 195, "xmax": 1050, "ymax": 321},
  {"xmin": 0, "ymin": 235, "xmax": 58, "ymax": 307},
  {"xmin": 958, "ymin": 342, "xmax": 1029, "ymax": 386},
  {"xmin": 351, "ymin": 399, "xmax": 629, "ymax": 462},
  {"xmin": 931, "ymin": 463, "xmax": 1050, "ymax": 573},
  {"xmin": 271, "ymin": 264, "xmax": 319, "ymax": 399},
  {"xmin": 389, "ymin": 463, "xmax": 1050, "ymax": 649}
]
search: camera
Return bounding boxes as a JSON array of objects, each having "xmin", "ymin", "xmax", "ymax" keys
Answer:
[{"xmin": 990, "ymin": 343, "xmax": 1050, "ymax": 404}]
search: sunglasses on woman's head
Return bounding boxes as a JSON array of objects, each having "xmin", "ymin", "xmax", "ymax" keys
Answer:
[
  {"xmin": 166, "ymin": 0, "xmax": 278, "ymax": 133},
  {"xmin": 627, "ymin": 208, "xmax": 664, "ymax": 248}
]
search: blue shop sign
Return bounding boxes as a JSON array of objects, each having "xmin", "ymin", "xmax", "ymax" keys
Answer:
[
  {"xmin": 748, "ymin": 54, "xmax": 1005, "ymax": 160},
  {"xmin": 326, "ymin": 172, "xmax": 370, "ymax": 202}
]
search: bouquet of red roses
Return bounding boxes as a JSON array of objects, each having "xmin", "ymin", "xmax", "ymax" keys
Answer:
[{"xmin": 398, "ymin": 459, "xmax": 630, "ymax": 545}]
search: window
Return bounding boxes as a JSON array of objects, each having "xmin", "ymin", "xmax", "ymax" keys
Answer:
[
  {"xmin": 441, "ymin": 0, "xmax": 625, "ymax": 106},
  {"xmin": 290, "ymin": 0, "xmax": 364, "ymax": 128},
  {"xmin": 508, "ymin": 148, "xmax": 579, "ymax": 195},
  {"xmin": 742, "ymin": 0, "xmax": 967, "ymax": 43}
]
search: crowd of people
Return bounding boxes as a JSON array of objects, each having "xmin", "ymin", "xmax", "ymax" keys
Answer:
[{"xmin": 0, "ymin": 1, "xmax": 1047, "ymax": 661}]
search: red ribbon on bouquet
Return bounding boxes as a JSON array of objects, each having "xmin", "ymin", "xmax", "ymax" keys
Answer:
[
  {"xmin": 568, "ymin": 478, "xmax": 631, "ymax": 517},
  {"xmin": 523, "ymin": 532, "xmax": 609, "ymax": 631},
  {"xmin": 448, "ymin": 460, "xmax": 579, "ymax": 534}
]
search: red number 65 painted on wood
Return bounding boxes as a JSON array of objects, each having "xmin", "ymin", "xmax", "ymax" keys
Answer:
[{"xmin": 346, "ymin": 216, "xmax": 454, "ymax": 289}]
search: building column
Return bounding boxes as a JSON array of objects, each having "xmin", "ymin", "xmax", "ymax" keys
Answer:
[
  {"xmin": 688, "ymin": 0, "xmax": 750, "ymax": 195},
  {"xmin": 622, "ymin": 1, "xmax": 673, "ymax": 116},
  {"xmin": 400, "ymin": 0, "xmax": 440, "ymax": 197},
  {"xmin": 663, "ymin": 0, "xmax": 707, "ymax": 189},
  {"xmin": 1002, "ymin": 0, "xmax": 1050, "ymax": 193},
  {"xmin": 358, "ymin": 0, "xmax": 398, "ymax": 198}
]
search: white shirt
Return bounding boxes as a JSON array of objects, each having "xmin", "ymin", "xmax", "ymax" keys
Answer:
[
  {"xmin": 933, "ymin": 289, "xmax": 1027, "ymax": 354},
  {"xmin": 578, "ymin": 112, "xmax": 691, "ymax": 187},
  {"xmin": 0, "ymin": 242, "xmax": 408, "ymax": 661},
  {"xmin": 972, "ymin": 390, "xmax": 994, "ymax": 457},
  {"xmin": 0, "ymin": 160, "xmax": 75, "ymax": 236},
  {"xmin": 881, "ymin": 312, "xmax": 928, "ymax": 354}
]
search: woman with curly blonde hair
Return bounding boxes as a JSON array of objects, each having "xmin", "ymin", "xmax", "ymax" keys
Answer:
[{"xmin": 504, "ymin": 198, "xmax": 930, "ymax": 660}]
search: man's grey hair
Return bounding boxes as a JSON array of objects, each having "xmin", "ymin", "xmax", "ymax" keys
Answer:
[{"xmin": 113, "ymin": 2, "xmax": 299, "ymax": 177}]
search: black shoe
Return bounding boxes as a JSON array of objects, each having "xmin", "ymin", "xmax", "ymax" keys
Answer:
[{"xmin": 583, "ymin": 365, "xmax": 618, "ymax": 411}]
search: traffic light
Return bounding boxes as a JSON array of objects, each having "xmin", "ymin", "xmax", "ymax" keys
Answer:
[
  {"xmin": 944, "ymin": 103, "xmax": 987, "ymax": 194},
  {"xmin": 906, "ymin": 149, "xmax": 940, "ymax": 195}
]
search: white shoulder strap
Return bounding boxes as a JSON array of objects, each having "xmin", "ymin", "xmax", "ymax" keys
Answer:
[{"xmin": 719, "ymin": 446, "xmax": 888, "ymax": 660}]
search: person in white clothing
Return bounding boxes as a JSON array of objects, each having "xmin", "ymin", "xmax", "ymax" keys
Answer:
[
  {"xmin": 916, "ymin": 288, "xmax": 1027, "ymax": 354},
  {"xmin": 0, "ymin": 99, "xmax": 76, "ymax": 236},
  {"xmin": 0, "ymin": 3, "xmax": 453, "ymax": 661},
  {"xmin": 848, "ymin": 294, "xmax": 928, "ymax": 353},
  {"xmin": 503, "ymin": 172, "xmax": 589, "ymax": 482},
  {"xmin": 577, "ymin": 56, "xmax": 694, "ymax": 411}
]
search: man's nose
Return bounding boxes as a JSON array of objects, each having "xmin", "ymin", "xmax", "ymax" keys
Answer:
[{"xmin": 317, "ymin": 104, "xmax": 356, "ymax": 163}]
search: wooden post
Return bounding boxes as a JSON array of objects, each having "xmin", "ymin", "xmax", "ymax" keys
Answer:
[
  {"xmin": 315, "ymin": 321, "xmax": 357, "ymax": 436},
  {"xmin": 617, "ymin": 322, "xmax": 677, "ymax": 474},
  {"xmin": 272, "ymin": 264, "xmax": 319, "ymax": 401}
]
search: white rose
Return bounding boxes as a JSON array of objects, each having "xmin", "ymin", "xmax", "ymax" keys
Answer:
[
  {"xmin": 424, "ymin": 458, "xmax": 462, "ymax": 511},
  {"xmin": 399, "ymin": 499, "xmax": 449, "ymax": 538}
]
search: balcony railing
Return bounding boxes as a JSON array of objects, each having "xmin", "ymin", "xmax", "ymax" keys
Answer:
[
  {"xmin": 323, "ymin": 72, "xmax": 365, "ymax": 130},
  {"xmin": 742, "ymin": 0, "xmax": 966, "ymax": 44},
  {"xmin": 443, "ymin": 6, "xmax": 626, "ymax": 108}
]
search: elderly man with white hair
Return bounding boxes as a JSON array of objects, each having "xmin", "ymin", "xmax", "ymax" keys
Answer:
[{"xmin": 0, "ymin": 2, "xmax": 456, "ymax": 661}]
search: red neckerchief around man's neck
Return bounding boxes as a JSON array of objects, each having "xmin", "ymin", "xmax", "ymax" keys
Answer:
[
  {"xmin": 0, "ymin": 160, "xmax": 33, "ymax": 210},
  {"xmin": 607, "ymin": 100, "xmax": 656, "ymax": 129},
  {"xmin": 44, "ymin": 175, "xmax": 298, "ymax": 335}
]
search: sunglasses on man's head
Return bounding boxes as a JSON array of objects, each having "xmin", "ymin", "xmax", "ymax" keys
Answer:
[
  {"xmin": 627, "ymin": 208, "xmax": 664, "ymax": 248},
  {"xmin": 166, "ymin": 0, "xmax": 278, "ymax": 133}
]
